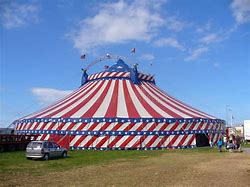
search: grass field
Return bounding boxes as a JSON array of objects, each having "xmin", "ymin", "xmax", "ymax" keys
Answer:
[{"xmin": 0, "ymin": 147, "xmax": 250, "ymax": 186}]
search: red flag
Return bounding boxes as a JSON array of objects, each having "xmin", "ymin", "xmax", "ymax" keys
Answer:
[
  {"xmin": 131, "ymin": 48, "xmax": 136, "ymax": 53},
  {"xmin": 80, "ymin": 54, "xmax": 86, "ymax": 59}
]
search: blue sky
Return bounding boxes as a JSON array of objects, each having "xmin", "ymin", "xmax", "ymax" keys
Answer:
[{"xmin": 0, "ymin": 0, "xmax": 249, "ymax": 127}]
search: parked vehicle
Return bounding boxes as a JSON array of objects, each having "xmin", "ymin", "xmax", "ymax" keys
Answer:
[{"xmin": 26, "ymin": 141, "xmax": 68, "ymax": 160}]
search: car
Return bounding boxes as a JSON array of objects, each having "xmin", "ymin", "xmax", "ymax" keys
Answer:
[{"xmin": 26, "ymin": 141, "xmax": 68, "ymax": 160}]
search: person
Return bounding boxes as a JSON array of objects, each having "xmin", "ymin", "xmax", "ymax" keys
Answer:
[
  {"xmin": 217, "ymin": 138, "xmax": 223, "ymax": 152},
  {"xmin": 209, "ymin": 140, "xmax": 213, "ymax": 148}
]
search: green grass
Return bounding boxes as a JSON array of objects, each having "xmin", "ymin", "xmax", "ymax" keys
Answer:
[
  {"xmin": 242, "ymin": 143, "xmax": 250, "ymax": 148},
  {"xmin": 0, "ymin": 147, "xmax": 220, "ymax": 176}
]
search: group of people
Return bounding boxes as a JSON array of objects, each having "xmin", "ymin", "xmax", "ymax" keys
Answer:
[{"xmin": 210, "ymin": 135, "xmax": 242, "ymax": 152}]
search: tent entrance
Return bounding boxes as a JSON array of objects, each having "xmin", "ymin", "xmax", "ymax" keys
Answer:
[{"xmin": 196, "ymin": 133, "xmax": 209, "ymax": 147}]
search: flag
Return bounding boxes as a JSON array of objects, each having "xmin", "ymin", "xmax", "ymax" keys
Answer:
[
  {"xmin": 106, "ymin": 53, "xmax": 111, "ymax": 58},
  {"xmin": 131, "ymin": 48, "xmax": 136, "ymax": 53},
  {"xmin": 80, "ymin": 54, "xmax": 86, "ymax": 59}
]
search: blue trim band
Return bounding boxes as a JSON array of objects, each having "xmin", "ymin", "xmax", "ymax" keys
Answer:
[
  {"xmin": 70, "ymin": 146, "xmax": 195, "ymax": 150},
  {"xmin": 87, "ymin": 76, "xmax": 155, "ymax": 84},
  {"xmin": 16, "ymin": 129, "xmax": 225, "ymax": 136},
  {"xmin": 14, "ymin": 117, "xmax": 225, "ymax": 125}
]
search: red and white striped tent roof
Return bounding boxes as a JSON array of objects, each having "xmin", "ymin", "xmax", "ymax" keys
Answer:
[{"xmin": 14, "ymin": 59, "xmax": 222, "ymax": 125}]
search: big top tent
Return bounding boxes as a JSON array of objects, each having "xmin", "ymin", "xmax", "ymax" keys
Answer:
[{"xmin": 13, "ymin": 57, "xmax": 225, "ymax": 150}]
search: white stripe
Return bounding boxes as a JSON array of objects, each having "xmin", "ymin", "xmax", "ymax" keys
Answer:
[
  {"xmin": 141, "ymin": 122, "xmax": 154, "ymax": 131},
  {"xmin": 102, "ymin": 72, "xmax": 109, "ymax": 77},
  {"xmin": 172, "ymin": 135, "xmax": 184, "ymax": 146},
  {"xmin": 150, "ymin": 137, "xmax": 162, "ymax": 147},
  {"xmin": 117, "ymin": 122, "xmax": 130, "ymax": 131},
  {"xmin": 145, "ymin": 82, "xmax": 215, "ymax": 119},
  {"xmin": 71, "ymin": 123, "xmax": 82, "ymax": 131},
  {"xmin": 52, "ymin": 81, "xmax": 103, "ymax": 118},
  {"xmin": 30, "ymin": 122, "xmax": 38, "ymax": 130},
  {"xmin": 135, "ymin": 84, "xmax": 174, "ymax": 118},
  {"xmin": 126, "ymin": 81, "xmax": 151, "ymax": 118},
  {"xmin": 93, "ymin": 123, "xmax": 105, "ymax": 131},
  {"xmin": 193, "ymin": 122, "xmax": 201, "ymax": 130},
  {"xmin": 61, "ymin": 122, "xmax": 72, "ymax": 130},
  {"xmin": 25, "ymin": 83, "xmax": 91, "ymax": 119},
  {"xmin": 37, "ymin": 81, "xmax": 98, "ymax": 118},
  {"xmin": 35, "ymin": 122, "xmax": 44, "ymax": 130},
  {"xmin": 141, "ymin": 84, "xmax": 190, "ymax": 118},
  {"xmin": 79, "ymin": 136, "xmax": 92, "ymax": 147},
  {"xmin": 124, "ymin": 72, "xmax": 130, "ymax": 77},
  {"xmin": 71, "ymin": 81, "xmax": 109, "ymax": 118},
  {"xmin": 109, "ymin": 72, "xmax": 116, "ymax": 77},
  {"xmin": 117, "ymin": 80, "xmax": 128, "ymax": 118},
  {"xmin": 44, "ymin": 134, "xmax": 50, "ymax": 140},
  {"xmin": 126, "ymin": 136, "xmax": 140, "ymax": 147},
  {"xmin": 93, "ymin": 80, "xmax": 116, "ymax": 117},
  {"xmin": 43, "ymin": 122, "xmax": 53, "ymax": 130},
  {"xmin": 183, "ymin": 135, "xmax": 191, "ymax": 146},
  {"xmin": 70, "ymin": 135, "xmax": 81, "ymax": 146},
  {"xmin": 129, "ymin": 122, "xmax": 143, "ymax": 131}
]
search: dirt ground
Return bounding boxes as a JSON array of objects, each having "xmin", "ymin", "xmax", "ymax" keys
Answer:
[{"xmin": 1, "ymin": 151, "xmax": 250, "ymax": 187}]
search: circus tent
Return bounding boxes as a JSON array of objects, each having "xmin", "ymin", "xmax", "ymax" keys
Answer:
[{"xmin": 13, "ymin": 58, "xmax": 225, "ymax": 150}]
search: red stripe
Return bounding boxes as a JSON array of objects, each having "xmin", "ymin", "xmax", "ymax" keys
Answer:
[
  {"xmin": 83, "ymin": 80, "xmax": 113, "ymax": 117},
  {"xmin": 129, "ymin": 82, "xmax": 162, "ymax": 117},
  {"xmin": 131, "ymin": 136, "xmax": 146, "ymax": 148},
  {"xmin": 60, "ymin": 81, "xmax": 105, "ymax": 118},
  {"xmin": 39, "ymin": 81, "xmax": 98, "ymax": 118},
  {"xmin": 159, "ymin": 123, "xmax": 169, "ymax": 131},
  {"xmin": 39, "ymin": 123, "xmax": 48, "ymax": 130},
  {"xmin": 187, "ymin": 135, "xmax": 195, "ymax": 145},
  {"xmin": 77, "ymin": 123, "xmax": 88, "ymax": 131},
  {"xmin": 139, "ymin": 83, "xmax": 183, "ymax": 118},
  {"xmin": 32, "ymin": 82, "xmax": 95, "ymax": 118},
  {"xmin": 99, "ymin": 123, "xmax": 111, "ymax": 131},
  {"xmin": 87, "ymin": 123, "xmax": 98, "ymax": 131},
  {"xmin": 105, "ymin": 80, "xmax": 119, "ymax": 118},
  {"xmin": 145, "ymin": 135, "xmax": 158, "ymax": 147},
  {"xmin": 167, "ymin": 135, "xmax": 179, "ymax": 147},
  {"xmin": 177, "ymin": 135, "xmax": 188, "ymax": 146},
  {"xmin": 66, "ymin": 123, "xmax": 75, "ymax": 131},
  {"xmin": 196, "ymin": 122, "xmax": 204, "ymax": 130},
  {"xmin": 188, "ymin": 122, "xmax": 196, "ymax": 131},
  {"xmin": 169, "ymin": 122, "xmax": 179, "ymax": 131},
  {"xmin": 120, "ymin": 136, "xmax": 135, "ymax": 148},
  {"xmin": 96, "ymin": 136, "xmax": 109, "ymax": 148},
  {"xmin": 156, "ymin": 136, "xmax": 169, "ymax": 147},
  {"xmin": 147, "ymin": 122, "xmax": 157, "ymax": 131},
  {"xmin": 122, "ymin": 81, "xmax": 140, "ymax": 118},
  {"xmin": 108, "ymin": 136, "xmax": 123, "ymax": 148},
  {"xmin": 84, "ymin": 136, "xmax": 98, "ymax": 147},
  {"xmin": 74, "ymin": 136, "xmax": 88, "ymax": 147},
  {"xmin": 145, "ymin": 82, "xmax": 212, "ymax": 118}
]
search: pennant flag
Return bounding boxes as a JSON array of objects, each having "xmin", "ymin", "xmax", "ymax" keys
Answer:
[
  {"xmin": 106, "ymin": 53, "xmax": 111, "ymax": 58},
  {"xmin": 80, "ymin": 54, "xmax": 86, "ymax": 59},
  {"xmin": 131, "ymin": 48, "xmax": 136, "ymax": 53}
]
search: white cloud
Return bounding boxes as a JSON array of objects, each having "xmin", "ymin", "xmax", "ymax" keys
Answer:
[
  {"xmin": 69, "ymin": 0, "xmax": 165, "ymax": 51},
  {"xmin": 154, "ymin": 37, "xmax": 185, "ymax": 51},
  {"xmin": 0, "ymin": 2, "xmax": 40, "ymax": 29},
  {"xmin": 31, "ymin": 88, "xmax": 72, "ymax": 105},
  {"xmin": 231, "ymin": 0, "xmax": 250, "ymax": 24},
  {"xmin": 184, "ymin": 47, "xmax": 208, "ymax": 61},
  {"xmin": 196, "ymin": 21, "xmax": 212, "ymax": 33},
  {"xmin": 165, "ymin": 17, "xmax": 186, "ymax": 32},
  {"xmin": 199, "ymin": 33, "xmax": 224, "ymax": 44},
  {"xmin": 140, "ymin": 54, "xmax": 155, "ymax": 61}
]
